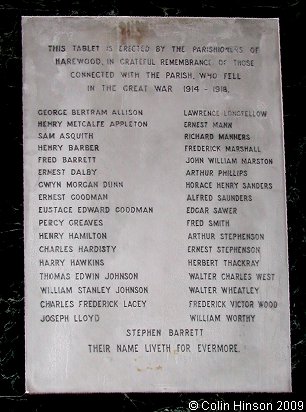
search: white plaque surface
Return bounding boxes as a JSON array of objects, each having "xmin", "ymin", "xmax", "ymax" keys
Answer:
[{"xmin": 23, "ymin": 16, "xmax": 291, "ymax": 393}]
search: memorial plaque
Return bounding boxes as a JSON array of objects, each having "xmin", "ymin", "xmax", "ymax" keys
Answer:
[{"xmin": 23, "ymin": 17, "xmax": 291, "ymax": 393}]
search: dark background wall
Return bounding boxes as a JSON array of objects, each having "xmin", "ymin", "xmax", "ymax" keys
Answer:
[{"xmin": 0, "ymin": 1, "xmax": 305, "ymax": 410}]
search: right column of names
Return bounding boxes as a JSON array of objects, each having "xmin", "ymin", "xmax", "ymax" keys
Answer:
[{"xmin": 182, "ymin": 44, "xmax": 281, "ymax": 350}]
